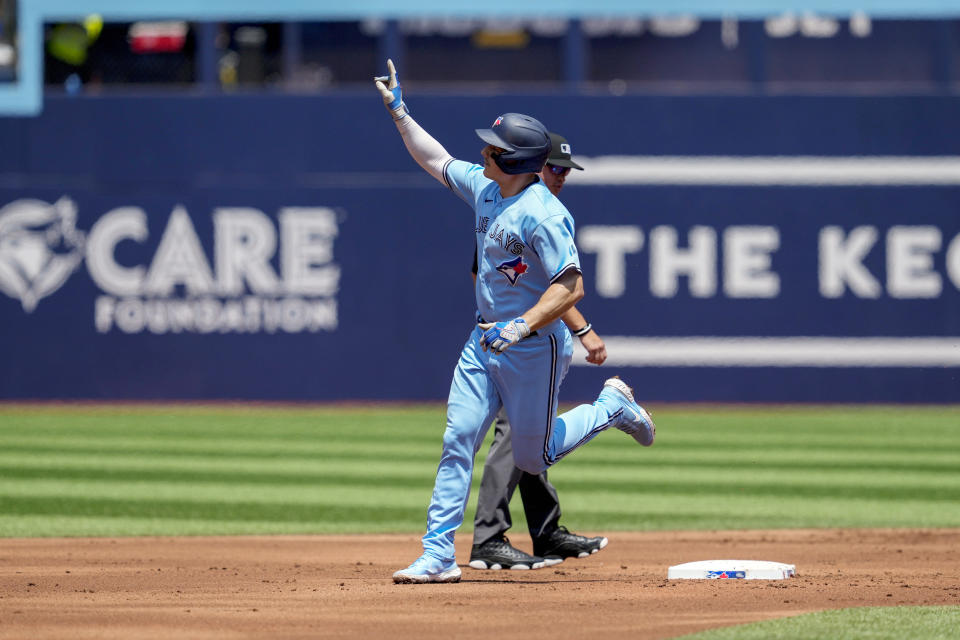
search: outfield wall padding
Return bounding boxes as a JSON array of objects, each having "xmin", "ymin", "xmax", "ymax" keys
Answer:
[{"xmin": 0, "ymin": 94, "xmax": 957, "ymax": 402}]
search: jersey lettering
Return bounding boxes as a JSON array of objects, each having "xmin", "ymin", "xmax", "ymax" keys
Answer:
[
  {"xmin": 504, "ymin": 236, "xmax": 523, "ymax": 256},
  {"xmin": 486, "ymin": 222, "xmax": 525, "ymax": 255}
]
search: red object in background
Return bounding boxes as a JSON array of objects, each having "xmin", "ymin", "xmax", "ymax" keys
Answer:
[{"xmin": 128, "ymin": 22, "xmax": 188, "ymax": 54}]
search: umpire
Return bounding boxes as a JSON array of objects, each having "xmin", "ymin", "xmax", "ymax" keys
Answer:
[{"xmin": 469, "ymin": 133, "xmax": 609, "ymax": 570}]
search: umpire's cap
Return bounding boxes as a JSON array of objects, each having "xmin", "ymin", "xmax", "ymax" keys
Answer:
[
  {"xmin": 476, "ymin": 113, "xmax": 553, "ymax": 175},
  {"xmin": 546, "ymin": 133, "xmax": 584, "ymax": 170}
]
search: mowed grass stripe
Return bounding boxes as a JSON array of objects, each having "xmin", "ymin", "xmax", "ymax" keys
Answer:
[
  {"xmin": 4, "ymin": 423, "xmax": 960, "ymax": 465},
  {"xmin": 2, "ymin": 478, "xmax": 957, "ymax": 529},
  {"xmin": 539, "ymin": 495, "xmax": 960, "ymax": 529},
  {"xmin": 1, "ymin": 404, "xmax": 444, "ymax": 421},
  {"xmin": 4, "ymin": 405, "xmax": 957, "ymax": 440},
  {"xmin": 0, "ymin": 465, "xmax": 439, "ymax": 489},
  {"xmin": 0, "ymin": 494, "xmax": 419, "ymax": 524},
  {"xmin": 1, "ymin": 494, "xmax": 954, "ymax": 534},
  {"xmin": 0, "ymin": 452, "xmax": 438, "ymax": 476},
  {"xmin": 0, "ymin": 438, "xmax": 445, "ymax": 461},
  {"xmin": 0, "ymin": 515, "xmax": 423, "ymax": 537},
  {"xmin": 3, "ymin": 426, "xmax": 957, "ymax": 450},
  {"xmin": 558, "ymin": 437, "xmax": 960, "ymax": 466},
  {"xmin": 0, "ymin": 478, "xmax": 442, "ymax": 507},
  {"xmin": 2, "ymin": 414, "xmax": 956, "ymax": 469},
  {"xmin": 0, "ymin": 490, "xmax": 929, "ymax": 525},
  {"xmin": 1, "ymin": 410, "xmax": 447, "ymax": 439},
  {"xmin": 1, "ymin": 443, "xmax": 958, "ymax": 476},
  {"xmin": 4, "ymin": 427, "xmax": 958, "ymax": 457},
  {"xmin": 5, "ymin": 404, "xmax": 954, "ymax": 419},
  {"xmin": 676, "ymin": 605, "xmax": 960, "ymax": 640},
  {"xmin": 0, "ymin": 429, "xmax": 446, "ymax": 449},
  {"xmin": 2, "ymin": 457, "xmax": 958, "ymax": 502},
  {"xmin": 1, "ymin": 404, "xmax": 958, "ymax": 536},
  {"xmin": 2, "ymin": 442, "xmax": 957, "ymax": 486},
  {"xmin": 1, "ymin": 471, "xmax": 954, "ymax": 504}
]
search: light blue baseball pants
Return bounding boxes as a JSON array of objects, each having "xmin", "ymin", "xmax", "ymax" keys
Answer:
[{"xmin": 420, "ymin": 324, "xmax": 620, "ymax": 562}]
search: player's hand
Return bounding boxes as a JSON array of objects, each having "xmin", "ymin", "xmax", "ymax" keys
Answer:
[
  {"xmin": 478, "ymin": 318, "xmax": 531, "ymax": 354},
  {"xmin": 579, "ymin": 330, "xmax": 607, "ymax": 365},
  {"xmin": 374, "ymin": 59, "xmax": 407, "ymax": 119}
]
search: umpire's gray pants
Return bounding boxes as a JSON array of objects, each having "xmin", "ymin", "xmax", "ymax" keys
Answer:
[{"xmin": 472, "ymin": 411, "xmax": 562, "ymax": 547}]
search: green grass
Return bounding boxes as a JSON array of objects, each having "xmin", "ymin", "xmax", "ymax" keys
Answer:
[
  {"xmin": 675, "ymin": 605, "xmax": 960, "ymax": 639},
  {"xmin": 0, "ymin": 404, "xmax": 958, "ymax": 537}
]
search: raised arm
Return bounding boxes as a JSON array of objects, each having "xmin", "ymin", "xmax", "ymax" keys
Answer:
[{"xmin": 375, "ymin": 59, "xmax": 453, "ymax": 186}]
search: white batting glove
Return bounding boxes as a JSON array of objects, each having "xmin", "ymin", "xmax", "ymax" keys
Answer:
[
  {"xmin": 479, "ymin": 318, "xmax": 531, "ymax": 354},
  {"xmin": 374, "ymin": 59, "xmax": 408, "ymax": 120}
]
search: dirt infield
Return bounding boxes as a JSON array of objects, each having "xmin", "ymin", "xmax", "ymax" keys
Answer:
[{"xmin": 1, "ymin": 529, "xmax": 957, "ymax": 639}]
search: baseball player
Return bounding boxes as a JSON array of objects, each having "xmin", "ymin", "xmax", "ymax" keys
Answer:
[
  {"xmin": 470, "ymin": 134, "xmax": 609, "ymax": 571},
  {"xmin": 375, "ymin": 60, "xmax": 656, "ymax": 585}
]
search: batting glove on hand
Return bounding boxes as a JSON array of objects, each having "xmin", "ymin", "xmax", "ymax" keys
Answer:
[
  {"xmin": 478, "ymin": 318, "xmax": 531, "ymax": 354},
  {"xmin": 374, "ymin": 59, "xmax": 408, "ymax": 120}
]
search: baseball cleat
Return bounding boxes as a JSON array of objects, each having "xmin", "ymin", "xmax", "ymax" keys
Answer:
[
  {"xmin": 393, "ymin": 554, "xmax": 462, "ymax": 584},
  {"xmin": 599, "ymin": 376, "xmax": 656, "ymax": 446},
  {"xmin": 534, "ymin": 526, "xmax": 608, "ymax": 561},
  {"xmin": 469, "ymin": 536, "xmax": 547, "ymax": 570}
]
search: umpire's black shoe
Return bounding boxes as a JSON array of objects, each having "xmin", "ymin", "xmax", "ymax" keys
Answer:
[
  {"xmin": 533, "ymin": 526, "xmax": 609, "ymax": 561},
  {"xmin": 468, "ymin": 536, "xmax": 547, "ymax": 570}
]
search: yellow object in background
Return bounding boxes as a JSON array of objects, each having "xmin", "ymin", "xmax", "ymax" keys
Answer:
[
  {"xmin": 472, "ymin": 29, "xmax": 530, "ymax": 49},
  {"xmin": 83, "ymin": 14, "xmax": 103, "ymax": 41},
  {"xmin": 47, "ymin": 14, "xmax": 102, "ymax": 66}
]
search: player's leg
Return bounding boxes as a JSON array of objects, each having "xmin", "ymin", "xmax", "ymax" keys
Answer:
[
  {"xmin": 552, "ymin": 375, "xmax": 657, "ymax": 458},
  {"xmin": 508, "ymin": 335, "xmax": 610, "ymax": 563},
  {"xmin": 394, "ymin": 330, "xmax": 500, "ymax": 584},
  {"xmin": 424, "ymin": 342, "xmax": 499, "ymax": 558},
  {"xmin": 470, "ymin": 413, "xmax": 546, "ymax": 570},
  {"xmin": 518, "ymin": 468, "xmax": 613, "ymax": 567},
  {"xmin": 472, "ymin": 412, "xmax": 520, "ymax": 545},
  {"xmin": 490, "ymin": 329, "xmax": 573, "ymax": 474},
  {"xmin": 493, "ymin": 331, "xmax": 568, "ymax": 542},
  {"xmin": 517, "ymin": 466, "xmax": 561, "ymax": 543},
  {"xmin": 548, "ymin": 329, "xmax": 656, "ymax": 459},
  {"xmin": 494, "ymin": 329, "xmax": 655, "ymax": 475}
]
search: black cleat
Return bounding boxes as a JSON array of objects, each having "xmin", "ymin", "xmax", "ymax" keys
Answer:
[
  {"xmin": 533, "ymin": 526, "xmax": 608, "ymax": 562},
  {"xmin": 469, "ymin": 536, "xmax": 547, "ymax": 570}
]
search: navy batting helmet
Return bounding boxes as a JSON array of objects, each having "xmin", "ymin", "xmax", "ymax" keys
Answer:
[{"xmin": 476, "ymin": 113, "xmax": 553, "ymax": 175}]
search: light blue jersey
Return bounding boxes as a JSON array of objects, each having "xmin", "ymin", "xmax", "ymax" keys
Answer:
[
  {"xmin": 384, "ymin": 95, "xmax": 656, "ymax": 584},
  {"xmin": 444, "ymin": 160, "xmax": 581, "ymax": 334},
  {"xmin": 413, "ymin": 158, "xmax": 625, "ymax": 564}
]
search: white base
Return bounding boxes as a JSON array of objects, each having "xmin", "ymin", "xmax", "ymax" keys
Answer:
[{"xmin": 667, "ymin": 559, "xmax": 795, "ymax": 580}]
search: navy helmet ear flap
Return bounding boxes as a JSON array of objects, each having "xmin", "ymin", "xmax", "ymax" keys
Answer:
[{"xmin": 493, "ymin": 155, "xmax": 525, "ymax": 173}]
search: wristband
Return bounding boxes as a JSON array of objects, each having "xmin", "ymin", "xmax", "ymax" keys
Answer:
[
  {"xmin": 572, "ymin": 323, "xmax": 592, "ymax": 337},
  {"xmin": 391, "ymin": 102, "xmax": 409, "ymax": 120}
]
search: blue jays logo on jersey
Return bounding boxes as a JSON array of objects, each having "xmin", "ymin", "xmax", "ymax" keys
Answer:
[{"xmin": 496, "ymin": 255, "xmax": 528, "ymax": 285}]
